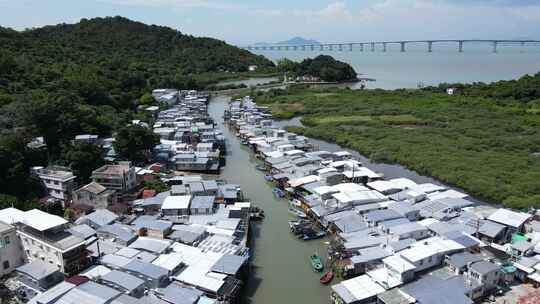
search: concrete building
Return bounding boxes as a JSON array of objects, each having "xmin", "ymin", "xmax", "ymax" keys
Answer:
[
  {"xmin": 0, "ymin": 221, "xmax": 24, "ymax": 277},
  {"xmin": 33, "ymin": 166, "xmax": 77, "ymax": 204},
  {"xmin": 72, "ymin": 182, "xmax": 117, "ymax": 209},
  {"xmin": 16, "ymin": 209, "xmax": 88, "ymax": 274},
  {"xmin": 91, "ymin": 161, "xmax": 137, "ymax": 193}
]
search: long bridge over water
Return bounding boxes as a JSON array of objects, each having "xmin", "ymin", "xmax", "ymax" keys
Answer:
[{"xmin": 243, "ymin": 39, "xmax": 540, "ymax": 53}]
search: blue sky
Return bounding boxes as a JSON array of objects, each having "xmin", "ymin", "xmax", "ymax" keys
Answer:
[{"xmin": 1, "ymin": 0, "xmax": 539, "ymax": 45}]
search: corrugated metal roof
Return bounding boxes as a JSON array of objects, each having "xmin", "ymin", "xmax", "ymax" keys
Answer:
[
  {"xmin": 210, "ymin": 254, "xmax": 248, "ymax": 275},
  {"xmin": 56, "ymin": 282, "xmax": 121, "ymax": 304},
  {"xmin": 124, "ymin": 260, "xmax": 168, "ymax": 279},
  {"xmin": 17, "ymin": 260, "xmax": 59, "ymax": 280},
  {"xmin": 101, "ymin": 270, "xmax": 144, "ymax": 291}
]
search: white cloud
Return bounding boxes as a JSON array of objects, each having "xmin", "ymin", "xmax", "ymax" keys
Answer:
[{"xmin": 96, "ymin": 0, "xmax": 240, "ymax": 10}]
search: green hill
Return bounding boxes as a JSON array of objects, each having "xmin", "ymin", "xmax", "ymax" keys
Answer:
[{"xmin": 0, "ymin": 17, "xmax": 273, "ymax": 200}]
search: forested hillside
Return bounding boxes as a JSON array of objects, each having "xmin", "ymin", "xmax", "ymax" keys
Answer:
[{"xmin": 0, "ymin": 16, "xmax": 274, "ymax": 204}]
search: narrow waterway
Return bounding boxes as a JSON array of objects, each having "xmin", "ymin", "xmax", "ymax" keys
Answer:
[{"xmin": 208, "ymin": 95, "xmax": 331, "ymax": 304}]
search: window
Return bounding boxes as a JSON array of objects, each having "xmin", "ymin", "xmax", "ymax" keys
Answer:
[
  {"xmin": 4, "ymin": 236, "xmax": 10, "ymax": 245},
  {"xmin": 3, "ymin": 260, "xmax": 9, "ymax": 270}
]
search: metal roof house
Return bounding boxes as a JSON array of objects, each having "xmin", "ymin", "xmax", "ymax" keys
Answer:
[
  {"xmin": 99, "ymin": 270, "xmax": 146, "ymax": 298},
  {"xmin": 55, "ymin": 281, "xmax": 121, "ymax": 304},
  {"xmin": 123, "ymin": 259, "xmax": 169, "ymax": 289},
  {"xmin": 75, "ymin": 209, "xmax": 119, "ymax": 229},
  {"xmin": 97, "ymin": 223, "xmax": 138, "ymax": 246},
  {"xmin": 16, "ymin": 260, "xmax": 65, "ymax": 291}
]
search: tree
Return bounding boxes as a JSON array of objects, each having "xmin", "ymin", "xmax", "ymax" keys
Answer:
[
  {"xmin": 63, "ymin": 142, "xmax": 105, "ymax": 184},
  {"xmin": 139, "ymin": 93, "xmax": 154, "ymax": 106},
  {"xmin": 143, "ymin": 180, "xmax": 169, "ymax": 193},
  {"xmin": 114, "ymin": 124, "xmax": 160, "ymax": 164}
]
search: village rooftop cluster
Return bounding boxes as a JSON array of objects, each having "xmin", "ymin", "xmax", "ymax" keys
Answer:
[
  {"xmin": 226, "ymin": 96, "xmax": 540, "ymax": 304},
  {"xmin": 0, "ymin": 91, "xmax": 253, "ymax": 304}
]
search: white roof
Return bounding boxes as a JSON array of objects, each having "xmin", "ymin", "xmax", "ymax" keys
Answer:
[
  {"xmin": 80, "ymin": 265, "xmax": 111, "ymax": 279},
  {"xmin": 152, "ymin": 253, "xmax": 184, "ymax": 271},
  {"xmin": 329, "ymin": 160, "xmax": 361, "ymax": 168},
  {"xmin": 346, "ymin": 191, "xmax": 387, "ymax": 204},
  {"xmin": 162, "ymin": 195, "xmax": 192, "ymax": 210},
  {"xmin": 408, "ymin": 183, "xmax": 446, "ymax": 194},
  {"xmin": 332, "ymin": 183, "xmax": 369, "ymax": 194},
  {"xmin": 174, "ymin": 249, "xmax": 225, "ymax": 293},
  {"xmin": 334, "ymin": 151, "xmax": 352, "ymax": 157},
  {"xmin": 343, "ymin": 167, "xmax": 381, "ymax": 179},
  {"xmin": 318, "ymin": 167, "xmax": 338, "ymax": 175},
  {"xmin": 488, "ymin": 209, "xmax": 532, "ymax": 228},
  {"xmin": 417, "ymin": 218, "xmax": 440, "ymax": 227},
  {"xmin": 427, "ymin": 189, "xmax": 468, "ymax": 201},
  {"xmin": 0, "ymin": 207, "xmax": 25, "ymax": 224},
  {"xmin": 263, "ymin": 151, "xmax": 283, "ymax": 158},
  {"xmin": 284, "ymin": 149, "xmax": 304, "ymax": 156},
  {"xmin": 340, "ymin": 275, "xmax": 385, "ymax": 301},
  {"xmin": 313, "ymin": 186, "xmax": 337, "ymax": 196},
  {"xmin": 289, "ymin": 175, "xmax": 320, "ymax": 188},
  {"xmin": 383, "ymin": 255, "xmax": 416, "ymax": 273},
  {"xmin": 400, "ymin": 237, "xmax": 464, "ymax": 263},
  {"xmin": 23, "ymin": 209, "xmax": 67, "ymax": 231}
]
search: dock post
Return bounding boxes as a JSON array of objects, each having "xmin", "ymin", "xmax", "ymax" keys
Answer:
[
  {"xmin": 400, "ymin": 42, "xmax": 406, "ymax": 52},
  {"xmin": 492, "ymin": 41, "xmax": 498, "ymax": 53},
  {"xmin": 383, "ymin": 42, "xmax": 387, "ymax": 52},
  {"xmin": 371, "ymin": 42, "xmax": 375, "ymax": 52},
  {"xmin": 458, "ymin": 41, "xmax": 463, "ymax": 53},
  {"xmin": 428, "ymin": 41, "xmax": 433, "ymax": 52}
]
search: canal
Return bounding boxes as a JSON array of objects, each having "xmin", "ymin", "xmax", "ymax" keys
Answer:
[{"xmin": 208, "ymin": 95, "xmax": 332, "ymax": 304}]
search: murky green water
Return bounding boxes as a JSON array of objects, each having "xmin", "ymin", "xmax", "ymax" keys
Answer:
[{"xmin": 208, "ymin": 96, "xmax": 332, "ymax": 304}]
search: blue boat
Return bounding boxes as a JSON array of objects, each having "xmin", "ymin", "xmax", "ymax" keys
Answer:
[
  {"xmin": 272, "ymin": 187, "xmax": 285, "ymax": 198},
  {"xmin": 264, "ymin": 174, "xmax": 273, "ymax": 182}
]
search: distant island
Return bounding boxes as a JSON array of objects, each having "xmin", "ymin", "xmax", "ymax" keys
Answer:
[
  {"xmin": 254, "ymin": 36, "xmax": 321, "ymax": 46},
  {"xmin": 277, "ymin": 55, "xmax": 357, "ymax": 83}
]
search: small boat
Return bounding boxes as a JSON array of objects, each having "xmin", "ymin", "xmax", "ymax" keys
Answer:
[
  {"xmin": 310, "ymin": 254, "xmax": 324, "ymax": 272},
  {"xmin": 255, "ymin": 164, "xmax": 266, "ymax": 171},
  {"xmin": 320, "ymin": 271, "xmax": 334, "ymax": 285},
  {"xmin": 272, "ymin": 188, "xmax": 285, "ymax": 198},
  {"xmin": 303, "ymin": 230, "xmax": 326, "ymax": 241},
  {"xmin": 288, "ymin": 207, "xmax": 307, "ymax": 218},
  {"xmin": 264, "ymin": 174, "xmax": 273, "ymax": 182},
  {"xmin": 241, "ymin": 139, "xmax": 249, "ymax": 145}
]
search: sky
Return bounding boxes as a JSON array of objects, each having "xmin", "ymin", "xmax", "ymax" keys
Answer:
[{"xmin": 0, "ymin": 0, "xmax": 539, "ymax": 45}]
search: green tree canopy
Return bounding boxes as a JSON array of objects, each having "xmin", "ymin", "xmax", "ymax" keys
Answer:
[
  {"xmin": 114, "ymin": 125, "xmax": 160, "ymax": 164},
  {"xmin": 63, "ymin": 142, "xmax": 105, "ymax": 184}
]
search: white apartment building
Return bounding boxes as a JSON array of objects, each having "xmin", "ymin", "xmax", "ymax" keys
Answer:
[
  {"xmin": 12, "ymin": 209, "xmax": 88, "ymax": 275},
  {"xmin": 0, "ymin": 221, "xmax": 24, "ymax": 277},
  {"xmin": 33, "ymin": 166, "xmax": 77, "ymax": 204}
]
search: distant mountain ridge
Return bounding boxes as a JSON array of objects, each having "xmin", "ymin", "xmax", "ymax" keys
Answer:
[{"xmin": 254, "ymin": 36, "xmax": 321, "ymax": 46}]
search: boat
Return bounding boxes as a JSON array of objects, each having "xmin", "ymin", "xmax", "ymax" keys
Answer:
[
  {"xmin": 264, "ymin": 174, "xmax": 273, "ymax": 182},
  {"xmin": 255, "ymin": 164, "xmax": 266, "ymax": 171},
  {"xmin": 288, "ymin": 207, "xmax": 307, "ymax": 218},
  {"xmin": 302, "ymin": 230, "xmax": 326, "ymax": 241},
  {"xmin": 272, "ymin": 187, "xmax": 285, "ymax": 198},
  {"xmin": 320, "ymin": 271, "xmax": 334, "ymax": 285},
  {"xmin": 310, "ymin": 254, "xmax": 324, "ymax": 272},
  {"xmin": 240, "ymin": 139, "xmax": 249, "ymax": 145}
]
